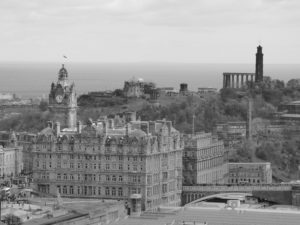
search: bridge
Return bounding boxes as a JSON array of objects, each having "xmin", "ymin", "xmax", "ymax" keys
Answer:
[{"xmin": 182, "ymin": 184, "xmax": 300, "ymax": 206}]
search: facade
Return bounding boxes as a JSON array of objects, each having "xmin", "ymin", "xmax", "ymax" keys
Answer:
[
  {"xmin": 223, "ymin": 45, "xmax": 264, "ymax": 89},
  {"xmin": 183, "ymin": 132, "xmax": 228, "ymax": 185},
  {"xmin": 228, "ymin": 162, "xmax": 272, "ymax": 184},
  {"xmin": 197, "ymin": 87, "xmax": 217, "ymax": 97},
  {"xmin": 48, "ymin": 64, "xmax": 77, "ymax": 129},
  {"xmin": 32, "ymin": 116, "xmax": 183, "ymax": 212},
  {"xmin": 0, "ymin": 133, "xmax": 23, "ymax": 177},
  {"xmin": 0, "ymin": 93, "xmax": 14, "ymax": 101},
  {"xmin": 123, "ymin": 78, "xmax": 156, "ymax": 99},
  {"xmin": 216, "ymin": 121, "xmax": 246, "ymax": 147},
  {"xmin": 277, "ymin": 101, "xmax": 300, "ymax": 121},
  {"xmin": 18, "ymin": 132, "xmax": 37, "ymax": 175},
  {"xmin": 123, "ymin": 77, "xmax": 144, "ymax": 98}
]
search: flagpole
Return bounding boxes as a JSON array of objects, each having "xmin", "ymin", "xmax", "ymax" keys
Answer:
[{"xmin": 62, "ymin": 55, "xmax": 68, "ymax": 67}]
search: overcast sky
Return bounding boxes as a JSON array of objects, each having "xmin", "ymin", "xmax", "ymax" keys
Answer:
[{"xmin": 0, "ymin": 0, "xmax": 299, "ymax": 63}]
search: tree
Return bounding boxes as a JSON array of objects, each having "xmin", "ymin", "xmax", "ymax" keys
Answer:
[
  {"xmin": 287, "ymin": 79, "xmax": 300, "ymax": 89},
  {"xmin": 113, "ymin": 89, "xmax": 124, "ymax": 97},
  {"xmin": 220, "ymin": 88, "xmax": 238, "ymax": 102}
]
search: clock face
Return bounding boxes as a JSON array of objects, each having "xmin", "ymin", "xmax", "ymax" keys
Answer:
[{"xmin": 55, "ymin": 95, "xmax": 63, "ymax": 103}]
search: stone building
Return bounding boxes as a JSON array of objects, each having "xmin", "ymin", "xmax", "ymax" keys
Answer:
[
  {"xmin": 48, "ymin": 64, "xmax": 77, "ymax": 129},
  {"xmin": 179, "ymin": 83, "xmax": 188, "ymax": 95},
  {"xmin": 34, "ymin": 67, "xmax": 180, "ymax": 212},
  {"xmin": 223, "ymin": 45, "xmax": 264, "ymax": 89},
  {"xmin": 0, "ymin": 131, "xmax": 36, "ymax": 177},
  {"xmin": 31, "ymin": 117, "xmax": 183, "ymax": 212},
  {"xmin": 0, "ymin": 132, "xmax": 23, "ymax": 177},
  {"xmin": 123, "ymin": 77, "xmax": 145, "ymax": 98},
  {"xmin": 216, "ymin": 121, "xmax": 246, "ymax": 147},
  {"xmin": 183, "ymin": 132, "xmax": 228, "ymax": 185},
  {"xmin": 228, "ymin": 162, "xmax": 272, "ymax": 184},
  {"xmin": 123, "ymin": 77, "xmax": 156, "ymax": 99},
  {"xmin": 197, "ymin": 87, "xmax": 217, "ymax": 98}
]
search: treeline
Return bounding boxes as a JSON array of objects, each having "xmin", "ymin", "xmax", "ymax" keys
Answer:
[{"xmin": 0, "ymin": 111, "xmax": 53, "ymax": 133}]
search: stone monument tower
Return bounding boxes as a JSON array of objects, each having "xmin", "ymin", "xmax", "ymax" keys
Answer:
[
  {"xmin": 255, "ymin": 45, "xmax": 264, "ymax": 83},
  {"xmin": 48, "ymin": 65, "xmax": 77, "ymax": 129}
]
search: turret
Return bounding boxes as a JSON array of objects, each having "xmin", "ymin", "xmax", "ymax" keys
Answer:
[
  {"xmin": 77, "ymin": 121, "xmax": 82, "ymax": 134},
  {"xmin": 55, "ymin": 122, "xmax": 61, "ymax": 137}
]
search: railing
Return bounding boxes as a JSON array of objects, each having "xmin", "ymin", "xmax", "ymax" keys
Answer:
[{"xmin": 183, "ymin": 184, "xmax": 292, "ymax": 192}]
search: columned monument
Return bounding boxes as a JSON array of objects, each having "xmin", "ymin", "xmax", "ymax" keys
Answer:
[{"xmin": 223, "ymin": 46, "xmax": 264, "ymax": 89}]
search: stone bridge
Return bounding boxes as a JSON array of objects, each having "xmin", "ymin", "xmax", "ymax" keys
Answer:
[{"xmin": 182, "ymin": 184, "xmax": 300, "ymax": 206}]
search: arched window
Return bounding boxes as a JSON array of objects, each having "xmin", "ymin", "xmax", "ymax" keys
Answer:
[
  {"xmin": 118, "ymin": 187, "xmax": 123, "ymax": 196},
  {"xmin": 63, "ymin": 186, "xmax": 67, "ymax": 194},
  {"xmin": 112, "ymin": 187, "xmax": 116, "ymax": 196},
  {"xmin": 105, "ymin": 187, "xmax": 110, "ymax": 196}
]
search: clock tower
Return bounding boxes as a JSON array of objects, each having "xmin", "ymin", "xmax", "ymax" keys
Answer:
[{"xmin": 48, "ymin": 64, "xmax": 77, "ymax": 129}]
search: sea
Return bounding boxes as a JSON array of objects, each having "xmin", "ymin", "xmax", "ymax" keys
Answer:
[{"xmin": 0, "ymin": 62, "xmax": 299, "ymax": 98}]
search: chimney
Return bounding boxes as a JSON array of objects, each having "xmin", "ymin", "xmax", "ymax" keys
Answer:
[
  {"xmin": 125, "ymin": 123, "xmax": 132, "ymax": 136},
  {"xmin": 77, "ymin": 121, "xmax": 82, "ymax": 134},
  {"xmin": 141, "ymin": 122, "xmax": 149, "ymax": 134},
  {"xmin": 47, "ymin": 121, "xmax": 53, "ymax": 129},
  {"xmin": 166, "ymin": 121, "xmax": 172, "ymax": 135},
  {"xmin": 108, "ymin": 119, "xmax": 114, "ymax": 129},
  {"xmin": 55, "ymin": 122, "xmax": 60, "ymax": 137}
]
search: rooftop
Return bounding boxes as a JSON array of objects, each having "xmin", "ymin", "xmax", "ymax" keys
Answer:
[{"xmin": 114, "ymin": 206, "xmax": 300, "ymax": 225}]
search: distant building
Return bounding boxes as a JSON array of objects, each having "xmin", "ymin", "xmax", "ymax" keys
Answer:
[
  {"xmin": 123, "ymin": 77, "xmax": 156, "ymax": 99},
  {"xmin": 0, "ymin": 93, "xmax": 14, "ymax": 101},
  {"xmin": 228, "ymin": 162, "xmax": 272, "ymax": 184},
  {"xmin": 277, "ymin": 101, "xmax": 300, "ymax": 121},
  {"xmin": 223, "ymin": 45, "xmax": 264, "ymax": 89},
  {"xmin": 216, "ymin": 121, "xmax": 246, "ymax": 147},
  {"xmin": 179, "ymin": 83, "xmax": 188, "ymax": 95},
  {"xmin": 183, "ymin": 132, "xmax": 228, "ymax": 185},
  {"xmin": 123, "ymin": 77, "xmax": 144, "ymax": 98},
  {"xmin": 197, "ymin": 87, "xmax": 218, "ymax": 96}
]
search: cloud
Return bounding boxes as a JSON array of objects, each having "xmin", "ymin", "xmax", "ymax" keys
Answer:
[{"xmin": 0, "ymin": 0, "xmax": 299, "ymax": 63}]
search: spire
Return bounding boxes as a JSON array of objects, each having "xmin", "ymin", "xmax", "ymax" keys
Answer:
[{"xmin": 58, "ymin": 64, "xmax": 68, "ymax": 81}]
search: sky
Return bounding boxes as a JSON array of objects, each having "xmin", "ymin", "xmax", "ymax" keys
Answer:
[{"xmin": 0, "ymin": 0, "xmax": 300, "ymax": 63}]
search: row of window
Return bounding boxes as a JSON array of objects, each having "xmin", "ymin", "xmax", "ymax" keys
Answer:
[
  {"xmin": 36, "ymin": 154, "xmax": 144, "ymax": 161},
  {"xmin": 147, "ymin": 183, "xmax": 175, "ymax": 197},
  {"xmin": 56, "ymin": 185, "xmax": 144, "ymax": 196},
  {"xmin": 37, "ymin": 144, "xmax": 148, "ymax": 153},
  {"xmin": 55, "ymin": 174, "xmax": 142, "ymax": 183},
  {"xmin": 230, "ymin": 178, "xmax": 261, "ymax": 184},
  {"xmin": 57, "ymin": 185, "xmax": 124, "ymax": 196},
  {"xmin": 36, "ymin": 161, "xmax": 144, "ymax": 171}
]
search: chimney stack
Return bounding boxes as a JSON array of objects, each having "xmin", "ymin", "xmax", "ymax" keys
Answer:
[
  {"xmin": 77, "ymin": 121, "xmax": 82, "ymax": 134},
  {"xmin": 55, "ymin": 122, "xmax": 60, "ymax": 137}
]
